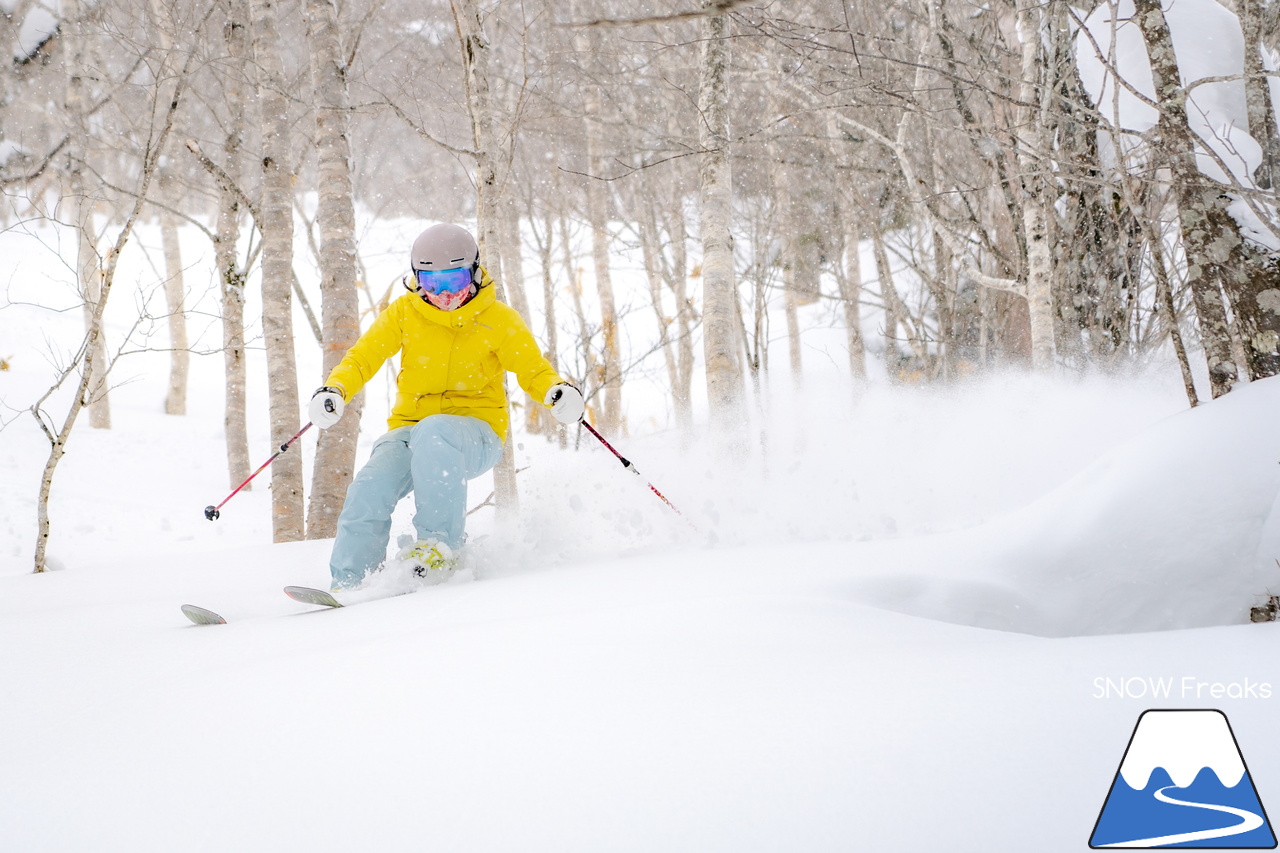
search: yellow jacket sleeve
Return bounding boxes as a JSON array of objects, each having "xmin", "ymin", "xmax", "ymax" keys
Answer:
[{"xmin": 494, "ymin": 304, "xmax": 563, "ymax": 404}]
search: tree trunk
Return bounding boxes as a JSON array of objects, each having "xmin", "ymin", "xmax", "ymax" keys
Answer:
[
  {"xmin": 451, "ymin": 0, "xmax": 518, "ymax": 518},
  {"xmin": 304, "ymin": 0, "xmax": 362, "ymax": 540},
  {"xmin": 1239, "ymin": 0, "xmax": 1280, "ymax": 189},
  {"xmin": 159, "ymin": 171, "xmax": 189, "ymax": 416},
  {"xmin": 1133, "ymin": 0, "xmax": 1255, "ymax": 395},
  {"xmin": 572, "ymin": 14, "xmax": 622, "ymax": 434},
  {"xmin": 147, "ymin": 0, "xmax": 187, "ymax": 418},
  {"xmin": 699, "ymin": 12, "xmax": 743, "ymax": 430},
  {"xmin": 531, "ymin": 206, "xmax": 561, "ymax": 444},
  {"xmin": 838, "ymin": 227, "xmax": 867, "ymax": 381},
  {"xmin": 64, "ymin": 0, "xmax": 110, "ymax": 430},
  {"xmin": 535, "ymin": 213, "xmax": 558, "ymax": 375},
  {"xmin": 1053, "ymin": 3, "xmax": 1132, "ymax": 367},
  {"xmin": 638, "ymin": 203, "xmax": 682, "ymax": 414},
  {"xmin": 563, "ymin": 214, "xmax": 599, "ymax": 412},
  {"xmin": 824, "ymin": 111, "xmax": 866, "ymax": 381},
  {"xmin": 218, "ymin": 2, "xmax": 251, "ymax": 489},
  {"xmin": 668, "ymin": 200, "xmax": 696, "ymax": 431},
  {"xmin": 499, "ymin": 176, "xmax": 531, "ymax": 321},
  {"xmin": 249, "ymin": 0, "xmax": 305, "ymax": 541},
  {"xmin": 1014, "ymin": 0, "xmax": 1057, "ymax": 371},
  {"xmin": 1141, "ymin": 205, "xmax": 1201, "ymax": 406},
  {"xmin": 766, "ymin": 76, "xmax": 802, "ymax": 386},
  {"xmin": 872, "ymin": 227, "xmax": 903, "ymax": 375}
]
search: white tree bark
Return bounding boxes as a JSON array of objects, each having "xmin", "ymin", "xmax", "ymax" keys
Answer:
[
  {"xmin": 638, "ymin": 203, "xmax": 682, "ymax": 411},
  {"xmin": 1238, "ymin": 0, "xmax": 1279, "ymax": 188},
  {"xmin": 217, "ymin": 3, "xmax": 251, "ymax": 489},
  {"xmin": 147, "ymin": 0, "xmax": 188, "ymax": 417},
  {"xmin": 572, "ymin": 14, "xmax": 623, "ymax": 433},
  {"xmin": 64, "ymin": 0, "xmax": 110, "ymax": 429},
  {"xmin": 304, "ymin": 0, "xmax": 362, "ymax": 540},
  {"xmin": 825, "ymin": 109, "xmax": 865, "ymax": 380},
  {"xmin": 765, "ymin": 73, "xmax": 802, "ymax": 385},
  {"xmin": 698, "ymin": 12, "xmax": 743, "ymax": 430},
  {"xmin": 249, "ymin": 0, "xmax": 305, "ymax": 541},
  {"xmin": 451, "ymin": 0, "xmax": 517, "ymax": 517},
  {"xmin": 159, "ymin": 173, "xmax": 189, "ymax": 416},
  {"xmin": 668, "ymin": 200, "xmax": 696, "ymax": 430},
  {"xmin": 839, "ymin": 229, "xmax": 867, "ymax": 380},
  {"xmin": 563, "ymin": 214, "xmax": 599, "ymax": 401},
  {"xmin": 1014, "ymin": 0, "xmax": 1057, "ymax": 371},
  {"xmin": 1132, "ymin": 0, "xmax": 1244, "ymax": 395},
  {"xmin": 530, "ymin": 204, "xmax": 562, "ymax": 443}
]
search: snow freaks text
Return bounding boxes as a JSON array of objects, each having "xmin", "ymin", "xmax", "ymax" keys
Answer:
[{"xmin": 1093, "ymin": 677, "xmax": 1274, "ymax": 701}]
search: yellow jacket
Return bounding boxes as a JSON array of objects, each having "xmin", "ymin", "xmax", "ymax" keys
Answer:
[{"xmin": 324, "ymin": 272, "xmax": 563, "ymax": 442}]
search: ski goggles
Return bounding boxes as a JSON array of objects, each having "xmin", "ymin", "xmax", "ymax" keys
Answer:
[{"xmin": 414, "ymin": 266, "xmax": 474, "ymax": 295}]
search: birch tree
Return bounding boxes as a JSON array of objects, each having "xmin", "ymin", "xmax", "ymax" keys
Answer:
[
  {"xmin": 215, "ymin": 2, "xmax": 252, "ymax": 489},
  {"xmin": 824, "ymin": 111, "xmax": 867, "ymax": 382},
  {"xmin": 1238, "ymin": 0, "xmax": 1280, "ymax": 189},
  {"xmin": 64, "ymin": 0, "xmax": 110, "ymax": 429},
  {"xmin": 1131, "ymin": 0, "xmax": 1259, "ymax": 395},
  {"xmin": 33, "ymin": 12, "xmax": 196, "ymax": 571},
  {"xmin": 249, "ymin": 0, "xmax": 305, "ymax": 541},
  {"xmin": 699, "ymin": 11, "xmax": 743, "ymax": 429},
  {"xmin": 1012, "ymin": 0, "xmax": 1057, "ymax": 370},
  {"xmin": 304, "ymin": 0, "xmax": 362, "ymax": 540},
  {"xmin": 158, "ymin": 169, "xmax": 189, "ymax": 415},
  {"xmin": 451, "ymin": 0, "xmax": 518, "ymax": 516},
  {"xmin": 146, "ymin": 0, "xmax": 189, "ymax": 417},
  {"xmin": 570, "ymin": 9, "xmax": 623, "ymax": 433}
]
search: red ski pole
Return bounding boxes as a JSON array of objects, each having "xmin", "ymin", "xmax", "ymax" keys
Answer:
[
  {"xmin": 204, "ymin": 421, "xmax": 315, "ymax": 520},
  {"xmin": 580, "ymin": 420, "xmax": 686, "ymax": 518}
]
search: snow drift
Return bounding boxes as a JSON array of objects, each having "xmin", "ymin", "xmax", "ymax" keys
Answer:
[{"xmin": 845, "ymin": 376, "xmax": 1280, "ymax": 636}]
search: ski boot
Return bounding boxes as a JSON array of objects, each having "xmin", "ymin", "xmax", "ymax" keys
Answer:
[{"xmin": 401, "ymin": 538, "xmax": 456, "ymax": 581}]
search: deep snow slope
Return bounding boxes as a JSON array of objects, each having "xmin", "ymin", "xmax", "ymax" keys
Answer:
[
  {"xmin": 2, "ymin": 375, "xmax": 1280, "ymax": 851},
  {"xmin": 1, "ymin": 537, "xmax": 1279, "ymax": 853}
]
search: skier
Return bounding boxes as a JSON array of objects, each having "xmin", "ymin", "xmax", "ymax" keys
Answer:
[{"xmin": 307, "ymin": 223, "xmax": 584, "ymax": 591}]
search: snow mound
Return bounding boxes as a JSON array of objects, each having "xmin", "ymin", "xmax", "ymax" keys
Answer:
[{"xmin": 845, "ymin": 377, "xmax": 1280, "ymax": 636}]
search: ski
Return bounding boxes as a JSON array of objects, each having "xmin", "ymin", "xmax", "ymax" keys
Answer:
[
  {"xmin": 181, "ymin": 603, "xmax": 227, "ymax": 626},
  {"xmin": 283, "ymin": 586, "xmax": 344, "ymax": 608}
]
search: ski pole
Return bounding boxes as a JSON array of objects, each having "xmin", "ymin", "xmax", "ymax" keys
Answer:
[
  {"xmin": 204, "ymin": 421, "xmax": 314, "ymax": 520},
  {"xmin": 580, "ymin": 420, "xmax": 686, "ymax": 518}
]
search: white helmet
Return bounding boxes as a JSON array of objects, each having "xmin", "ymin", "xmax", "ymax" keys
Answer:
[
  {"xmin": 411, "ymin": 223, "xmax": 479, "ymax": 275},
  {"xmin": 408, "ymin": 224, "xmax": 481, "ymax": 311}
]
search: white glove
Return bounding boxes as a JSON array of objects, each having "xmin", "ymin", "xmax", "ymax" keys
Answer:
[
  {"xmin": 544, "ymin": 383, "xmax": 584, "ymax": 425},
  {"xmin": 309, "ymin": 386, "xmax": 345, "ymax": 429}
]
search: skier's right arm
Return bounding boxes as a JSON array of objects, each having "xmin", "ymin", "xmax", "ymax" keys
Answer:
[{"xmin": 311, "ymin": 299, "xmax": 405, "ymax": 417}]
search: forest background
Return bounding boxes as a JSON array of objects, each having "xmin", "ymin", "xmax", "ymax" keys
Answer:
[{"xmin": 2, "ymin": 0, "xmax": 1280, "ymax": 572}]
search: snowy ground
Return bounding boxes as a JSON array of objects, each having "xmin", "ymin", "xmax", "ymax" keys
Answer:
[{"xmin": 4, "ymin": 217, "xmax": 1280, "ymax": 849}]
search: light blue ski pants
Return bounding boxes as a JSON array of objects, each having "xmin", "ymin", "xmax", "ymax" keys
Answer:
[{"xmin": 329, "ymin": 414, "xmax": 503, "ymax": 589}]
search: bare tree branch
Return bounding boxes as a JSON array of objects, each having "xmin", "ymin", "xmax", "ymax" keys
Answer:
[{"xmin": 566, "ymin": 0, "xmax": 752, "ymax": 28}]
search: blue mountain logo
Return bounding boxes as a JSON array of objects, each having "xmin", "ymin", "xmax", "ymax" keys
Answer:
[{"xmin": 1091, "ymin": 709, "xmax": 1276, "ymax": 848}]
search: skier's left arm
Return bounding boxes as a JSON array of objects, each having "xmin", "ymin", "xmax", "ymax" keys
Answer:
[{"xmin": 495, "ymin": 308, "xmax": 583, "ymax": 424}]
